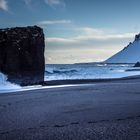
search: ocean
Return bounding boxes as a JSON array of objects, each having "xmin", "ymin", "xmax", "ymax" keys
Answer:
[
  {"xmin": 1, "ymin": 63, "xmax": 140, "ymax": 93},
  {"xmin": 45, "ymin": 63, "xmax": 140, "ymax": 81}
]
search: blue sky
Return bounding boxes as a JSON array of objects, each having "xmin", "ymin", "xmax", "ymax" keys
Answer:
[{"xmin": 0, "ymin": 0, "xmax": 140, "ymax": 64}]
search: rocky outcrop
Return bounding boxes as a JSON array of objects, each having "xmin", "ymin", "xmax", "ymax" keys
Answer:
[
  {"xmin": 134, "ymin": 33, "xmax": 140, "ymax": 42},
  {"xmin": 0, "ymin": 26, "xmax": 45, "ymax": 85},
  {"xmin": 134, "ymin": 62, "xmax": 140, "ymax": 67}
]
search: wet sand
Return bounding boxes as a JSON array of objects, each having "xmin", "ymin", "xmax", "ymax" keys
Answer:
[{"xmin": 0, "ymin": 77, "xmax": 140, "ymax": 140}]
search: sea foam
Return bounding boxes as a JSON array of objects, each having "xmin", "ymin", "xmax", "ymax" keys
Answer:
[{"xmin": 0, "ymin": 72, "xmax": 21, "ymax": 93}]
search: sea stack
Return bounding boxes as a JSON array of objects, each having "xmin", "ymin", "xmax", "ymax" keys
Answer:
[
  {"xmin": 0, "ymin": 26, "xmax": 45, "ymax": 85},
  {"xmin": 134, "ymin": 62, "xmax": 140, "ymax": 67}
]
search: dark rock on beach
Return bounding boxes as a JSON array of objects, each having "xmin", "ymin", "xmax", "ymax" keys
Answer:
[
  {"xmin": 134, "ymin": 62, "xmax": 140, "ymax": 67},
  {"xmin": 0, "ymin": 26, "xmax": 45, "ymax": 85}
]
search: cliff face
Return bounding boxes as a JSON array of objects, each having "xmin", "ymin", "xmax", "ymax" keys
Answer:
[
  {"xmin": 105, "ymin": 33, "xmax": 140, "ymax": 64},
  {"xmin": 134, "ymin": 33, "xmax": 140, "ymax": 42},
  {"xmin": 0, "ymin": 26, "xmax": 45, "ymax": 85}
]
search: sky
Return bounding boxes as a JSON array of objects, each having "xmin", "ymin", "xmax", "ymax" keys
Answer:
[{"xmin": 0, "ymin": 0, "xmax": 140, "ymax": 64}]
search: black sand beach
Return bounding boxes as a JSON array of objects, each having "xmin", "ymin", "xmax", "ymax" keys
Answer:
[{"xmin": 0, "ymin": 77, "xmax": 140, "ymax": 140}]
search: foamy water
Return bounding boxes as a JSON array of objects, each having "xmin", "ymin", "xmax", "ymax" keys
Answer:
[
  {"xmin": 0, "ymin": 73, "xmax": 84, "ymax": 93},
  {"xmin": 0, "ymin": 72, "xmax": 84, "ymax": 94},
  {"xmin": 0, "ymin": 72, "xmax": 21, "ymax": 93},
  {"xmin": 1, "ymin": 63, "xmax": 140, "ymax": 93},
  {"xmin": 45, "ymin": 64, "xmax": 140, "ymax": 81}
]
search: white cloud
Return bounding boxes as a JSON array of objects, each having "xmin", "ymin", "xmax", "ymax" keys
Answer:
[
  {"xmin": 24, "ymin": 0, "xmax": 32, "ymax": 5},
  {"xmin": 75, "ymin": 27, "xmax": 135, "ymax": 41},
  {"xmin": 77, "ymin": 27, "xmax": 104, "ymax": 36},
  {"xmin": 38, "ymin": 20, "xmax": 72, "ymax": 26},
  {"xmin": 46, "ymin": 37, "xmax": 78, "ymax": 44},
  {"xmin": 45, "ymin": 27, "xmax": 137, "ymax": 63},
  {"xmin": 44, "ymin": 0, "xmax": 65, "ymax": 8},
  {"xmin": 45, "ymin": 48, "xmax": 119, "ymax": 64},
  {"xmin": 23, "ymin": 0, "xmax": 66, "ymax": 9},
  {"xmin": 46, "ymin": 27, "xmax": 136, "ymax": 45},
  {"xmin": 75, "ymin": 33, "xmax": 135, "ymax": 41},
  {"xmin": 0, "ymin": 0, "xmax": 8, "ymax": 11}
]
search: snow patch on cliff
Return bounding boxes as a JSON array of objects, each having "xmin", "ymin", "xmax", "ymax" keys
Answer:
[{"xmin": 105, "ymin": 34, "xmax": 140, "ymax": 63}]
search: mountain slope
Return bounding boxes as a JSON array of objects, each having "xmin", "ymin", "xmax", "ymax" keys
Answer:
[{"xmin": 105, "ymin": 34, "xmax": 140, "ymax": 63}]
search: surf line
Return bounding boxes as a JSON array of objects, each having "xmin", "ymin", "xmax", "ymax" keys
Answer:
[{"xmin": 0, "ymin": 84, "xmax": 95, "ymax": 94}]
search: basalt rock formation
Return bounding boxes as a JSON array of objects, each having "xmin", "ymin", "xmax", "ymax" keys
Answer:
[
  {"xmin": 0, "ymin": 26, "xmax": 45, "ymax": 85},
  {"xmin": 134, "ymin": 33, "xmax": 140, "ymax": 42},
  {"xmin": 134, "ymin": 62, "xmax": 140, "ymax": 67}
]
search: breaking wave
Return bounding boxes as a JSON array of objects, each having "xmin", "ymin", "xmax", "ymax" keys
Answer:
[
  {"xmin": 0, "ymin": 72, "xmax": 21, "ymax": 93},
  {"xmin": 45, "ymin": 64, "xmax": 140, "ymax": 81},
  {"xmin": 45, "ymin": 69, "xmax": 78, "ymax": 74}
]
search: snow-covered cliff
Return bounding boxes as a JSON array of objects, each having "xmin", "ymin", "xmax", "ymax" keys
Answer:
[{"xmin": 105, "ymin": 33, "xmax": 140, "ymax": 63}]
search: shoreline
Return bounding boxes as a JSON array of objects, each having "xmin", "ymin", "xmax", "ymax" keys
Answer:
[
  {"xmin": 0, "ymin": 76, "xmax": 140, "ymax": 139},
  {"xmin": 1, "ymin": 75, "xmax": 140, "ymax": 95},
  {"xmin": 43, "ymin": 75, "xmax": 140, "ymax": 86}
]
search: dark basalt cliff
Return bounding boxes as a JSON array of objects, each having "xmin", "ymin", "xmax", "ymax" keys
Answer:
[
  {"xmin": 0, "ymin": 26, "xmax": 45, "ymax": 85},
  {"xmin": 134, "ymin": 33, "xmax": 140, "ymax": 42},
  {"xmin": 134, "ymin": 62, "xmax": 140, "ymax": 67}
]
